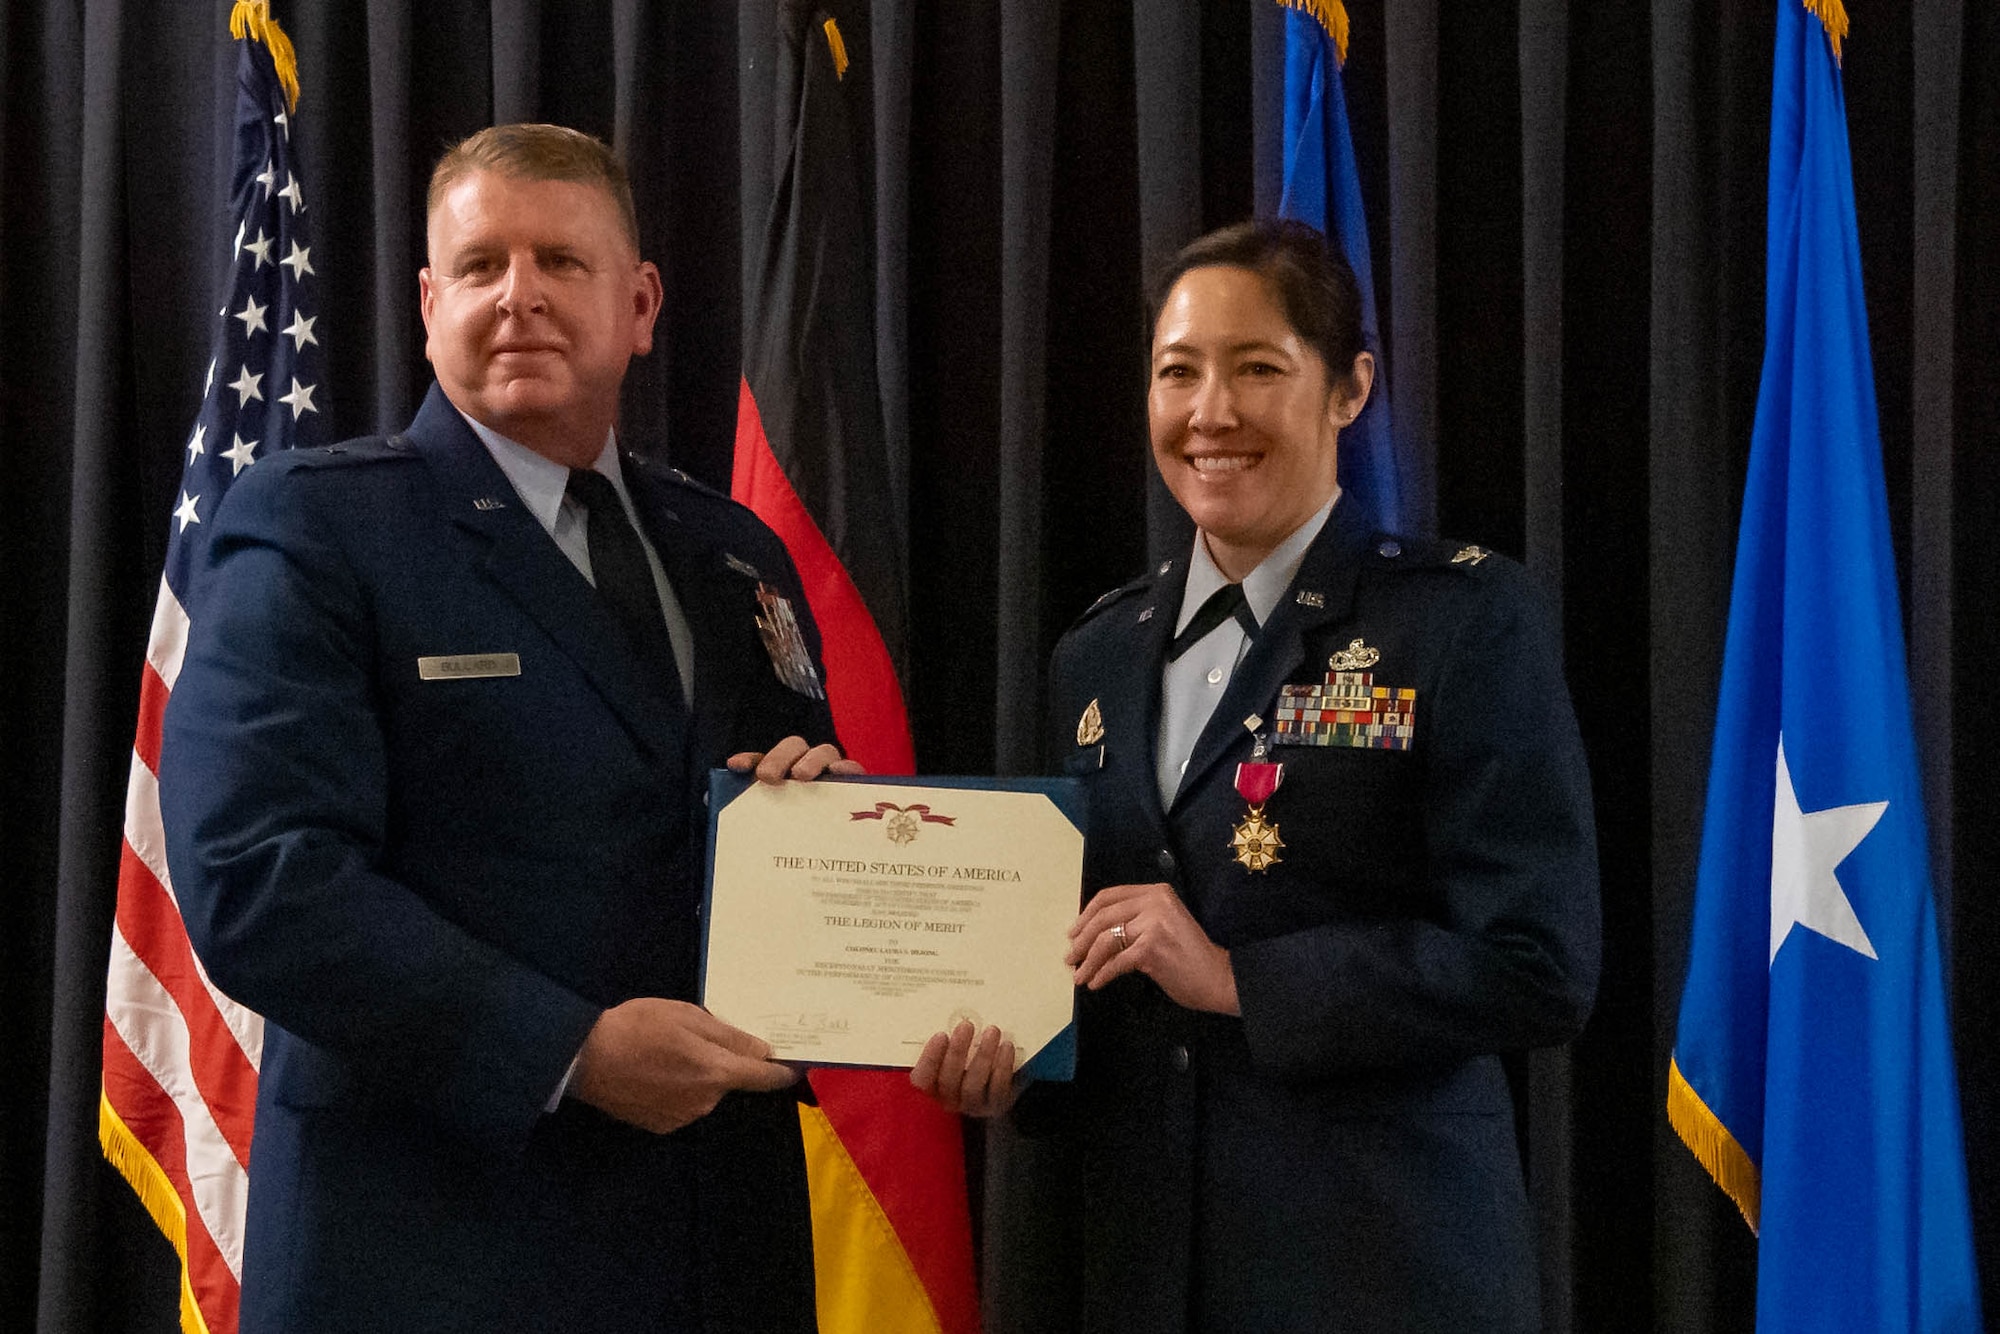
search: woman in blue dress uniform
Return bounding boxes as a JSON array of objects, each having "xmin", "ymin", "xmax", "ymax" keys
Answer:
[{"xmin": 923, "ymin": 220, "xmax": 1600, "ymax": 1333}]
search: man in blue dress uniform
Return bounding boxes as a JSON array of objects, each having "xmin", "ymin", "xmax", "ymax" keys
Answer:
[{"xmin": 161, "ymin": 124, "xmax": 846, "ymax": 1333}]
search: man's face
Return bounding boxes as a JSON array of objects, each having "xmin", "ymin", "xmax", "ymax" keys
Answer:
[{"xmin": 420, "ymin": 169, "xmax": 662, "ymax": 466}]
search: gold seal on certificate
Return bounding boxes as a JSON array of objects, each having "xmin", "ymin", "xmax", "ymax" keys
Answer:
[{"xmin": 701, "ymin": 773, "xmax": 1082, "ymax": 1078}]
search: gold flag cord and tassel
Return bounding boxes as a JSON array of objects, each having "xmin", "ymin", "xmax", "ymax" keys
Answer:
[
  {"xmin": 1803, "ymin": 0, "xmax": 1850, "ymax": 64},
  {"xmin": 229, "ymin": 0, "xmax": 301, "ymax": 112},
  {"xmin": 822, "ymin": 17, "xmax": 850, "ymax": 80},
  {"xmin": 1277, "ymin": 0, "xmax": 1350, "ymax": 67}
]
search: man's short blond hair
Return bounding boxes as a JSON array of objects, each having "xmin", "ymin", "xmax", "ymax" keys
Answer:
[{"xmin": 428, "ymin": 123, "xmax": 639, "ymax": 248}]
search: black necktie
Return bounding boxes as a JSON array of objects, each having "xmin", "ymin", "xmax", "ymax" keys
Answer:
[
  {"xmin": 1168, "ymin": 582, "xmax": 1258, "ymax": 662},
  {"xmin": 567, "ymin": 468, "xmax": 684, "ymax": 702}
]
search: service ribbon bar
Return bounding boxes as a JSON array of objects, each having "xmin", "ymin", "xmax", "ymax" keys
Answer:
[{"xmin": 1273, "ymin": 670, "xmax": 1415, "ymax": 750}]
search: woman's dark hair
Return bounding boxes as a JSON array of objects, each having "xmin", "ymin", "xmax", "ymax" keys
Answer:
[{"xmin": 1147, "ymin": 218, "xmax": 1367, "ymax": 390}]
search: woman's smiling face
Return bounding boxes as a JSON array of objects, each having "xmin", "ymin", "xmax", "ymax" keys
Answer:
[{"xmin": 1148, "ymin": 264, "xmax": 1369, "ymax": 581}]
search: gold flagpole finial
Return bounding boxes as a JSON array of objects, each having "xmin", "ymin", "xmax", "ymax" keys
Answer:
[
  {"xmin": 229, "ymin": 0, "xmax": 302, "ymax": 112},
  {"xmin": 1277, "ymin": 0, "xmax": 1351, "ymax": 67}
]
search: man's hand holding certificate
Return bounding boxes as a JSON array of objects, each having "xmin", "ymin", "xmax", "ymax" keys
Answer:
[{"xmin": 701, "ymin": 771, "xmax": 1082, "ymax": 1081}]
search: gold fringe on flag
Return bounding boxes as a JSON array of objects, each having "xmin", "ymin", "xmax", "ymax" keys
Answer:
[
  {"xmin": 1803, "ymin": 0, "xmax": 1849, "ymax": 65},
  {"xmin": 228, "ymin": 0, "xmax": 302, "ymax": 112},
  {"xmin": 823, "ymin": 17, "xmax": 851, "ymax": 81},
  {"xmin": 100, "ymin": 1089, "xmax": 215, "ymax": 1334},
  {"xmin": 1277, "ymin": 0, "xmax": 1351, "ymax": 67},
  {"xmin": 1666, "ymin": 1057, "xmax": 1762, "ymax": 1235}
]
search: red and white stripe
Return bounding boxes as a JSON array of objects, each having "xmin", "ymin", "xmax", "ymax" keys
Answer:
[{"xmin": 101, "ymin": 577, "xmax": 263, "ymax": 1334}]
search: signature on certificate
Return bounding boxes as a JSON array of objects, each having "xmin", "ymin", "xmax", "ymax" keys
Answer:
[{"xmin": 758, "ymin": 1011, "xmax": 853, "ymax": 1036}]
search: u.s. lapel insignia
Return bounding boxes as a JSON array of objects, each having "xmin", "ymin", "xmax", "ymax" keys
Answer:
[
  {"xmin": 1328, "ymin": 638, "xmax": 1380, "ymax": 671},
  {"xmin": 724, "ymin": 552, "xmax": 762, "ymax": 579},
  {"xmin": 753, "ymin": 583, "xmax": 826, "ymax": 700},
  {"xmin": 473, "ymin": 496, "xmax": 507, "ymax": 511},
  {"xmin": 1076, "ymin": 698, "xmax": 1105, "ymax": 746},
  {"xmin": 1451, "ymin": 545, "xmax": 1490, "ymax": 566},
  {"xmin": 1295, "ymin": 589, "xmax": 1325, "ymax": 609}
]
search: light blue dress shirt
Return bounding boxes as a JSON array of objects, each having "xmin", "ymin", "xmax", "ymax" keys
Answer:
[
  {"xmin": 463, "ymin": 413, "xmax": 695, "ymax": 709},
  {"xmin": 1154, "ymin": 491, "xmax": 1338, "ymax": 810}
]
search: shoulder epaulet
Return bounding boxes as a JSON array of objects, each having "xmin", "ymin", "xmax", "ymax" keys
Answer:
[
  {"xmin": 624, "ymin": 452, "xmax": 731, "ymax": 503},
  {"xmin": 1367, "ymin": 533, "xmax": 1498, "ymax": 574},
  {"xmin": 1073, "ymin": 557, "xmax": 1174, "ymax": 628},
  {"xmin": 278, "ymin": 435, "xmax": 418, "ymax": 471}
]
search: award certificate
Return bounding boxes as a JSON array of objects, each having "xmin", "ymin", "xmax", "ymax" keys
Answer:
[{"xmin": 701, "ymin": 772, "xmax": 1082, "ymax": 1078}]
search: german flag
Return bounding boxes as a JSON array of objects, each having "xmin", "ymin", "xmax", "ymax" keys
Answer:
[{"xmin": 732, "ymin": 6, "xmax": 978, "ymax": 1333}]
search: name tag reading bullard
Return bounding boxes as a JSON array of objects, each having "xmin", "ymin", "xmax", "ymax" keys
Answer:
[
  {"xmin": 416, "ymin": 653, "xmax": 522, "ymax": 681},
  {"xmin": 701, "ymin": 772, "xmax": 1082, "ymax": 1080}
]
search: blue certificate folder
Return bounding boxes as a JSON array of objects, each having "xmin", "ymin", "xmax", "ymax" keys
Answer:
[{"xmin": 702, "ymin": 770, "xmax": 1082, "ymax": 1081}]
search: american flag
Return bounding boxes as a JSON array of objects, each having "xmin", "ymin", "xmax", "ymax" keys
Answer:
[{"xmin": 99, "ymin": 7, "xmax": 324, "ymax": 1331}]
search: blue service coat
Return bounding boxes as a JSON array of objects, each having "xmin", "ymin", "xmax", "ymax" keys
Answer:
[
  {"xmin": 160, "ymin": 384, "xmax": 830, "ymax": 1333},
  {"xmin": 1007, "ymin": 497, "xmax": 1601, "ymax": 1333}
]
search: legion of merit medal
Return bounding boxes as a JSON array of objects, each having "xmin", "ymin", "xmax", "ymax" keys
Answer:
[{"xmin": 1231, "ymin": 759, "xmax": 1285, "ymax": 872}]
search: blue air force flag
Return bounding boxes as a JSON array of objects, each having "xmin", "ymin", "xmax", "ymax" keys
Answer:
[
  {"xmin": 1666, "ymin": 4, "xmax": 1981, "ymax": 1330},
  {"xmin": 1266, "ymin": 0, "xmax": 1403, "ymax": 533}
]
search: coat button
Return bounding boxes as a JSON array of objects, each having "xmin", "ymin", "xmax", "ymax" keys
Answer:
[
  {"xmin": 1156, "ymin": 848, "xmax": 1176, "ymax": 875},
  {"xmin": 1377, "ymin": 539, "xmax": 1402, "ymax": 559},
  {"xmin": 1170, "ymin": 1044, "xmax": 1190, "ymax": 1073}
]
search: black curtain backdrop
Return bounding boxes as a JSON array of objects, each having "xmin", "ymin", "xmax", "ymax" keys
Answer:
[{"xmin": 5, "ymin": 2, "xmax": 1994, "ymax": 1331}]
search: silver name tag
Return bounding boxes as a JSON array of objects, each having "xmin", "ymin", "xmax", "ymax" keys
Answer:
[{"xmin": 417, "ymin": 653, "xmax": 521, "ymax": 681}]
